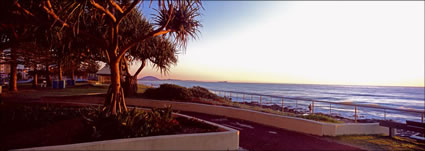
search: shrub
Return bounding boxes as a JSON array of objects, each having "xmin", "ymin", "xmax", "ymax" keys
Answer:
[
  {"xmin": 189, "ymin": 86, "xmax": 220, "ymax": 100},
  {"xmin": 143, "ymin": 84, "xmax": 193, "ymax": 101},
  {"xmin": 142, "ymin": 84, "xmax": 222, "ymax": 102},
  {"xmin": 298, "ymin": 114, "xmax": 342, "ymax": 123},
  {"xmin": 84, "ymin": 106, "xmax": 181, "ymax": 140}
]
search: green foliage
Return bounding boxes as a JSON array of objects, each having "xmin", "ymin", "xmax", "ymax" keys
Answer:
[
  {"xmin": 330, "ymin": 135, "xmax": 425, "ymax": 151},
  {"xmin": 0, "ymin": 103, "xmax": 92, "ymax": 127},
  {"xmin": 143, "ymin": 84, "xmax": 193, "ymax": 101},
  {"xmin": 142, "ymin": 84, "xmax": 222, "ymax": 102},
  {"xmin": 189, "ymin": 86, "xmax": 220, "ymax": 100},
  {"xmin": 84, "ymin": 106, "xmax": 181, "ymax": 140},
  {"xmin": 297, "ymin": 114, "xmax": 342, "ymax": 123}
]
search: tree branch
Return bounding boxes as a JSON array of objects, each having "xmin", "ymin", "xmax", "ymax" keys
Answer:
[
  {"xmin": 117, "ymin": 0, "xmax": 141, "ymax": 24},
  {"xmin": 89, "ymin": 0, "xmax": 117, "ymax": 22},
  {"xmin": 108, "ymin": 0, "xmax": 124, "ymax": 14},
  {"xmin": 134, "ymin": 59, "xmax": 146, "ymax": 77},
  {"xmin": 42, "ymin": 4, "xmax": 70, "ymax": 27},
  {"xmin": 14, "ymin": 1, "xmax": 35, "ymax": 17},
  {"xmin": 117, "ymin": 28, "xmax": 171, "ymax": 60},
  {"xmin": 123, "ymin": 57, "xmax": 131, "ymax": 76}
]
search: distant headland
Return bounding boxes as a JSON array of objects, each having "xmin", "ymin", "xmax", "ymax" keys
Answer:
[{"xmin": 138, "ymin": 76, "xmax": 161, "ymax": 81}]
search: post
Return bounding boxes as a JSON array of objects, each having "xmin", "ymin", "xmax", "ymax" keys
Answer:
[
  {"xmin": 312, "ymin": 101, "xmax": 315, "ymax": 113},
  {"xmin": 296, "ymin": 100, "xmax": 298, "ymax": 108},
  {"xmin": 260, "ymin": 96, "xmax": 262, "ymax": 106},
  {"xmin": 329, "ymin": 103, "xmax": 332, "ymax": 114},
  {"xmin": 243, "ymin": 94, "xmax": 245, "ymax": 103},
  {"xmin": 355, "ymin": 106, "xmax": 358, "ymax": 123},
  {"xmin": 421, "ymin": 113, "xmax": 424, "ymax": 123},
  {"xmin": 281, "ymin": 98, "xmax": 284, "ymax": 112},
  {"xmin": 384, "ymin": 109, "xmax": 386, "ymax": 120},
  {"xmin": 251, "ymin": 95, "xmax": 253, "ymax": 103}
]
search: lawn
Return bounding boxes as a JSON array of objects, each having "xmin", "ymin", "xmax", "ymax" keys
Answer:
[{"xmin": 328, "ymin": 135, "xmax": 425, "ymax": 151}]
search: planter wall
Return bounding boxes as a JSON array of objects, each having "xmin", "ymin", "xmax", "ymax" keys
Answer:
[
  {"xmin": 124, "ymin": 98, "xmax": 389, "ymax": 136},
  {"xmin": 17, "ymin": 114, "xmax": 239, "ymax": 150},
  {"xmin": 39, "ymin": 96, "xmax": 389, "ymax": 136}
]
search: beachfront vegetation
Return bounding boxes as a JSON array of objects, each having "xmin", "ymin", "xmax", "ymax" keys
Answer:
[{"xmin": 142, "ymin": 84, "xmax": 221, "ymax": 102}]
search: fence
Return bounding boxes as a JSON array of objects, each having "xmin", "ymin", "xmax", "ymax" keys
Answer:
[
  {"xmin": 147, "ymin": 84, "xmax": 424, "ymax": 123},
  {"xmin": 209, "ymin": 89, "xmax": 424, "ymax": 123}
]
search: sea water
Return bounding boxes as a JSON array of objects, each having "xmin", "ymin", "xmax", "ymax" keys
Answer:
[{"xmin": 139, "ymin": 80, "xmax": 425, "ymax": 122}]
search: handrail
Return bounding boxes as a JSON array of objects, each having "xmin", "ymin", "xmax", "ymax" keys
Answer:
[{"xmin": 209, "ymin": 89, "xmax": 425, "ymax": 114}]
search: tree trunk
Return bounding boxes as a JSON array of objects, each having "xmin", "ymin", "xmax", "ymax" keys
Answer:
[
  {"xmin": 32, "ymin": 71, "xmax": 38, "ymax": 88},
  {"xmin": 9, "ymin": 48, "xmax": 18, "ymax": 91},
  {"xmin": 71, "ymin": 68, "xmax": 75, "ymax": 81},
  {"xmin": 122, "ymin": 59, "xmax": 145, "ymax": 96},
  {"xmin": 123, "ymin": 76, "xmax": 138, "ymax": 97},
  {"xmin": 105, "ymin": 60, "xmax": 127, "ymax": 115},
  {"xmin": 45, "ymin": 64, "xmax": 52, "ymax": 87},
  {"xmin": 9, "ymin": 61, "xmax": 18, "ymax": 91},
  {"xmin": 58, "ymin": 65, "xmax": 63, "ymax": 81}
]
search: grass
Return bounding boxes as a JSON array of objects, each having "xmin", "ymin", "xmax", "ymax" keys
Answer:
[
  {"xmin": 328, "ymin": 135, "xmax": 425, "ymax": 151},
  {"xmin": 201, "ymin": 98, "xmax": 342, "ymax": 123},
  {"xmin": 1, "ymin": 83, "xmax": 107, "ymax": 100}
]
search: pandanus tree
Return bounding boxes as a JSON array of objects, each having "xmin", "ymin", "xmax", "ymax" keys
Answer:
[
  {"xmin": 122, "ymin": 36, "xmax": 178, "ymax": 96},
  {"xmin": 9, "ymin": 0, "xmax": 202, "ymax": 115}
]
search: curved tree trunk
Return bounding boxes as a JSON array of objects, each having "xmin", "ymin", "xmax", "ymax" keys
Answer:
[
  {"xmin": 122, "ymin": 59, "xmax": 145, "ymax": 97},
  {"xmin": 123, "ymin": 75, "xmax": 138, "ymax": 97}
]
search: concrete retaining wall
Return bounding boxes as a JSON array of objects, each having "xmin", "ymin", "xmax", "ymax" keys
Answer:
[
  {"xmin": 18, "ymin": 113, "xmax": 239, "ymax": 150},
  {"xmin": 124, "ymin": 98, "xmax": 389, "ymax": 136}
]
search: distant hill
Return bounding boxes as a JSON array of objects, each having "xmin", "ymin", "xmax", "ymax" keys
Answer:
[{"xmin": 139, "ymin": 76, "xmax": 161, "ymax": 81}]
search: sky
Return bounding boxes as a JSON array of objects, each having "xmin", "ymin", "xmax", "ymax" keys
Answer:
[{"xmin": 128, "ymin": 1, "xmax": 424, "ymax": 87}]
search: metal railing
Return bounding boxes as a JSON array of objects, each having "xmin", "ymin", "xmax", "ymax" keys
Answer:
[
  {"xmin": 209, "ymin": 89, "xmax": 424, "ymax": 123},
  {"xmin": 146, "ymin": 83, "xmax": 424, "ymax": 123}
]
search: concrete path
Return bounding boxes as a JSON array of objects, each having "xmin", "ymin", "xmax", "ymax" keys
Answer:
[{"xmin": 180, "ymin": 111, "xmax": 362, "ymax": 150}]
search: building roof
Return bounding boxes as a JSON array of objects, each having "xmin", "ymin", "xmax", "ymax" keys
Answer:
[{"xmin": 96, "ymin": 65, "xmax": 111, "ymax": 75}]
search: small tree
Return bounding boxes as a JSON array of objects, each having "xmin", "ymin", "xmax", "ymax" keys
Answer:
[{"xmin": 122, "ymin": 36, "xmax": 178, "ymax": 96}]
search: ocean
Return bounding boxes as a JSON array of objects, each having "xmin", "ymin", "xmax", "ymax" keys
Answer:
[{"xmin": 139, "ymin": 80, "xmax": 425, "ymax": 122}]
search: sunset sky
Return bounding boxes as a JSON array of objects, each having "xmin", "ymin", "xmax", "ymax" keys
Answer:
[{"xmin": 128, "ymin": 1, "xmax": 424, "ymax": 87}]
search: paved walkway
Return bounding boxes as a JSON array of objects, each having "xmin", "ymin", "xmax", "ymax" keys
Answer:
[
  {"xmin": 5, "ymin": 96, "xmax": 362, "ymax": 150},
  {"xmin": 181, "ymin": 111, "xmax": 361, "ymax": 150}
]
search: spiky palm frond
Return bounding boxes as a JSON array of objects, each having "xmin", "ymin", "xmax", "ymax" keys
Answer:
[{"xmin": 154, "ymin": 1, "xmax": 202, "ymax": 49}]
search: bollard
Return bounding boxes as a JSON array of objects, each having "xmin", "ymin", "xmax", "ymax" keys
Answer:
[
  {"xmin": 384, "ymin": 109, "xmax": 386, "ymax": 120},
  {"xmin": 355, "ymin": 106, "xmax": 358, "ymax": 123},
  {"xmin": 312, "ymin": 101, "xmax": 315, "ymax": 113},
  {"xmin": 281, "ymin": 98, "xmax": 284, "ymax": 112},
  {"xmin": 260, "ymin": 96, "xmax": 262, "ymax": 106},
  {"xmin": 329, "ymin": 103, "xmax": 332, "ymax": 114}
]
